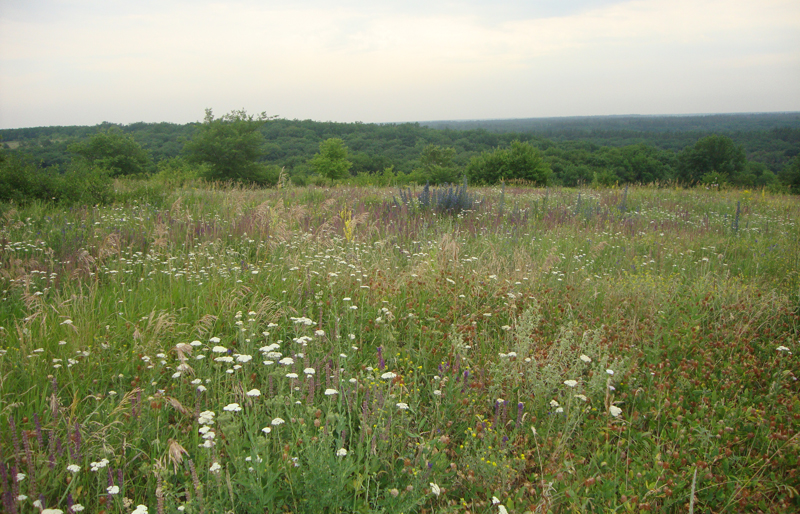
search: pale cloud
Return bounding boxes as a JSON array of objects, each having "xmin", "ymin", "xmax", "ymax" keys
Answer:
[{"xmin": 1, "ymin": 0, "xmax": 798, "ymax": 128}]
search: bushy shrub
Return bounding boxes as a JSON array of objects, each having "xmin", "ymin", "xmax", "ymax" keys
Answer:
[
  {"xmin": 467, "ymin": 140, "xmax": 551, "ymax": 185},
  {"xmin": 0, "ymin": 149, "xmax": 112, "ymax": 205},
  {"xmin": 68, "ymin": 126, "xmax": 152, "ymax": 176}
]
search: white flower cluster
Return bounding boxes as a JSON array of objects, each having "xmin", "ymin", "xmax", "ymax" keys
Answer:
[
  {"xmin": 90, "ymin": 458, "xmax": 110, "ymax": 472},
  {"xmin": 290, "ymin": 316, "xmax": 314, "ymax": 326}
]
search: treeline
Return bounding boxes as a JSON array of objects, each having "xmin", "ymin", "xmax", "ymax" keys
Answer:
[{"xmin": 2, "ymin": 112, "xmax": 800, "ymax": 205}]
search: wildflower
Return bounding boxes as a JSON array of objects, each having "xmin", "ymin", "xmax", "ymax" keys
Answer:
[
  {"xmin": 223, "ymin": 403, "xmax": 242, "ymax": 412},
  {"xmin": 17, "ymin": 495, "xmax": 27, "ymax": 502},
  {"xmin": 72, "ymin": 504, "xmax": 85, "ymax": 512},
  {"xmin": 325, "ymin": 388, "xmax": 338, "ymax": 396},
  {"xmin": 433, "ymin": 389, "xmax": 442, "ymax": 396},
  {"xmin": 492, "ymin": 496, "xmax": 500, "ymax": 505},
  {"xmin": 90, "ymin": 459, "xmax": 110, "ymax": 471},
  {"xmin": 209, "ymin": 462, "xmax": 221, "ymax": 473},
  {"xmin": 580, "ymin": 354, "xmax": 591, "ymax": 363},
  {"xmin": 212, "ymin": 345, "xmax": 227, "ymax": 353},
  {"xmin": 556, "ymin": 407, "xmax": 564, "ymax": 413},
  {"xmin": 262, "ymin": 427, "xmax": 272, "ymax": 434},
  {"xmin": 132, "ymin": 506, "xmax": 148, "ymax": 514},
  {"xmin": 209, "ymin": 336, "xmax": 221, "ymax": 343},
  {"xmin": 430, "ymin": 483, "xmax": 441, "ymax": 496},
  {"xmin": 214, "ymin": 356, "xmax": 233, "ymax": 363},
  {"xmin": 381, "ymin": 371, "xmax": 396, "ymax": 380},
  {"xmin": 190, "ymin": 340, "xmax": 202, "ymax": 347},
  {"xmin": 609, "ymin": 405, "xmax": 623, "ymax": 418},
  {"xmin": 197, "ymin": 385, "xmax": 207, "ymax": 392},
  {"xmin": 563, "ymin": 379, "xmax": 578, "ymax": 388},
  {"xmin": 776, "ymin": 346, "xmax": 791, "ymax": 353},
  {"xmin": 16, "ymin": 473, "xmax": 25, "ymax": 482},
  {"xmin": 67, "ymin": 464, "xmax": 81, "ymax": 473},
  {"xmin": 574, "ymin": 394, "xmax": 588, "ymax": 402},
  {"xmin": 198, "ymin": 410, "xmax": 216, "ymax": 425},
  {"xmin": 304, "ymin": 367, "xmax": 315, "ymax": 375},
  {"xmin": 396, "ymin": 402, "xmax": 409, "ymax": 410},
  {"xmin": 336, "ymin": 448, "xmax": 348, "ymax": 457},
  {"xmin": 235, "ymin": 354, "xmax": 252, "ymax": 363},
  {"xmin": 271, "ymin": 417, "xmax": 285, "ymax": 426},
  {"xmin": 278, "ymin": 357, "xmax": 294, "ymax": 366},
  {"xmin": 42, "ymin": 510, "xmax": 64, "ymax": 514},
  {"xmin": 246, "ymin": 389, "xmax": 261, "ymax": 397},
  {"xmin": 498, "ymin": 505, "xmax": 508, "ymax": 514},
  {"xmin": 107, "ymin": 485, "xmax": 120, "ymax": 495},
  {"xmin": 315, "ymin": 330, "xmax": 325, "ymax": 337},
  {"xmin": 606, "ymin": 369, "xmax": 614, "ymax": 375},
  {"xmin": 286, "ymin": 372, "xmax": 299, "ymax": 379}
]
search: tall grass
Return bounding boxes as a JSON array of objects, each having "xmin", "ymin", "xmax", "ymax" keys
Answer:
[{"xmin": 0, "ymin": 184, "xmax": 798, "ymax": 513}]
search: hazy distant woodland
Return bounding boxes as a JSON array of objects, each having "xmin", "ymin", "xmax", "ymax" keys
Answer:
[{"xmin": 2, "ymin": 113, "xmax": 799, "ymax": 191}]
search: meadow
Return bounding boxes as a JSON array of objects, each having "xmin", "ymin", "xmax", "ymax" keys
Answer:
[{"xmin": 0, "ymin": 182, "xmax": 798, "ymax": 513}]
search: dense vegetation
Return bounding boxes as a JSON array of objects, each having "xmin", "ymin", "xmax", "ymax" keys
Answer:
[
  {"xmin": 2, "ymin": 113, "xmax": 799, "ymax": 196},
  {"xmin": 0, "ymin": 182, "xmax": 798, "ymax": 513}
]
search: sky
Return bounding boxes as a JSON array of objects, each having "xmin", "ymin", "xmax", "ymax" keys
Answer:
[{"xmin": 1, "ymin": 0, "xmax": 799, "ymax": 129}]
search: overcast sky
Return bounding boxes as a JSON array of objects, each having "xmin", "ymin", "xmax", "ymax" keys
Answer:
[{"xmin": 1, "ymin": 0, "xmax": 798, "ymax": 129}]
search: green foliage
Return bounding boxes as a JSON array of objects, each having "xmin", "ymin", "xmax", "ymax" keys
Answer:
[
  {"xmin": 678, "ymin": 135, "xmax": 747, "ymax": 184},
  {"xmin": 153, "ymin": 156, "xmax": 203, "ymax": 186},
  {"xmin": 779, "ymin": 155, "xmax": 800, "ymax": 192},
  {"xmin": 467, "ymin": 140, "xmax": 551, "ymax": 185},
  {"xmin": 308, "ymin": 138, "xmax": 353, "ymax": 180},
  {"xmin": 591, "ymin": 169, "xmax": 620, "ymax": 188},
  {"xmin": 183, "ymin": 109, "xmax": 276, "ymax": 184},
  {"xmin": 4, "ymin": 114, "xmax": 800, "ymax": 187},
  {"xmin": 0, "ymin": 148, "xmax": 112, "ymax": 205},
  {"xmin": 418, "ymin": 144, "xmax": 460, "ymax": 185},
  {"xmin": 67, "ymin": 126, "xmax": 152, "ymax": 176}
]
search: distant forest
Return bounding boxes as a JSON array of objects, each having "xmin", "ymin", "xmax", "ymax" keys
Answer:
[{"xmin": 2, "ymin": 112, "xmax": 799, "ymax": 188}]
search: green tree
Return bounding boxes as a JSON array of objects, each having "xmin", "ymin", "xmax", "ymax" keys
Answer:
[
  {"xmin": 678, "ymin": 135, "xmax": 747, "ymax": 184},
  {"xmin": 183, "ymin": 109, "xmax": 276, "ymax": 184},
  {"xmin": 467, "ymin": 140, "xmax": 551, "ymax": 185},
  {"xmin": 779, "ymin": 155, "xmax": 800, "ymax": 192},
  {"xmin": 68, "ymin": 127, "xmax": 152, "ymax": 176},
  {"xmin": 418, "ymin": 144, "xmax": 459, "ymax": 184},
  {"xmin": 308, "ymin": 138, "xmax": 352, "ymax": 180}
]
